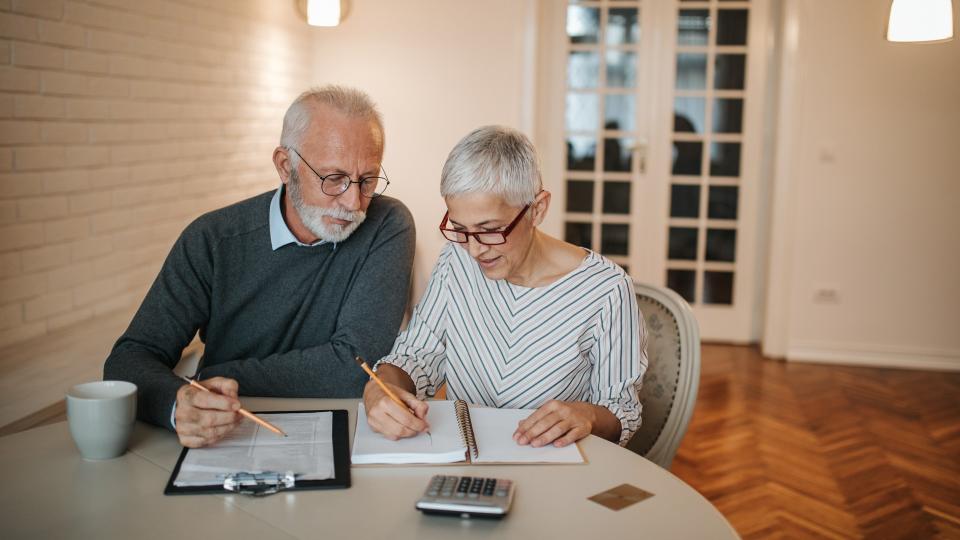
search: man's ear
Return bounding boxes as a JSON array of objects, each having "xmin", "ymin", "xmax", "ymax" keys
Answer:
[
  {"xmin": 273, "ymin": 146, "xmax": 292, "ymax": 185},
  {"xmin": 531, "ymin": 190, "xmax": 551, "ymax": 227}
]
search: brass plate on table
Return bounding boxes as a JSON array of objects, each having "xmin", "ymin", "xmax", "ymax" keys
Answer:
[{"xmin": 587, "ymin": 483, "xmax": 654, "ymax": 511}]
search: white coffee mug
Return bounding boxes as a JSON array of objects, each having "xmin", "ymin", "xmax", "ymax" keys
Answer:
[{"xmin": 66, "ymin": 381, "xmax": 137, "ymax": 460}]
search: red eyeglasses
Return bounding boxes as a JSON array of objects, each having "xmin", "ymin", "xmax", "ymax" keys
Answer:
[{"xmin": 438, "ymin": 205, "xmax": 530, "ymax": 245}]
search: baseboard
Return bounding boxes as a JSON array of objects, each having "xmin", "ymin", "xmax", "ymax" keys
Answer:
[
  {"xmin": 0, "ymin": 399, "xmax": 67, "ymax": 438},
  {"xmin": 787, "ymin": 342, "xmax": 960, "ymax": 372}
]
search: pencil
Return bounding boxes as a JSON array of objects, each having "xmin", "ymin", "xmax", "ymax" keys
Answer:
[
  {"xmin": 355, "ymin": 356, "xmax": 431, "ymax": 437},
  {"xmin": 181, "ymin": 377, "xmax": 287, "ymax": 438}
]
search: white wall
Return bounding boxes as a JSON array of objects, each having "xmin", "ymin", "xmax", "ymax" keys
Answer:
[
  {"xmin": 311, "ymin": 0, "xmax": 536, "ymax": 302},
  {"xmin": 764, "ymin": 0, "xmax": 960, "ymax": 369}
]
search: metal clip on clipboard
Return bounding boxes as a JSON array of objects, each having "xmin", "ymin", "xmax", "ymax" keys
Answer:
[{"xmin": 222, "ymin": 471, "xmax": 296, "ymax": 497}]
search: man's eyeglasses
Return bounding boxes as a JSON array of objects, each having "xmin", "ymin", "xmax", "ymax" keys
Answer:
[
  {"xmin": 287, "ymin": 147, "xmax": 389, "ymax": 198},
  {"xmin": 438, "ymin": 205, "xmax": 530, "ymax": 245}
]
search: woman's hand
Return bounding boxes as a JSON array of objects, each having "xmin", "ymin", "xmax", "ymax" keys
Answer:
[
  {"xmin": 362, "ymin": 380, "xmax": 430, "ymax": 440},
  {"xmin": 513, "ymin": 400, "xmax": 597, "ymax": 448}
]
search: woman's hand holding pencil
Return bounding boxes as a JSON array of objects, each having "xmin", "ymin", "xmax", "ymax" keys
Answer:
[{"xmin": 358, "ymin": 357, "xmax": 431, "ymax": 441}]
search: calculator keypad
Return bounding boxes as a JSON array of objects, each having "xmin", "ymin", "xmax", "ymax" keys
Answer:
[{"xmin": 416, "ymin": 475, "xmax": 515, "ymax": 517}]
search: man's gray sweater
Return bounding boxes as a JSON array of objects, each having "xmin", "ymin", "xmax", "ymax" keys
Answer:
[{"xmin": 103, "ymin": 190, "xmax": 416, "ymax": 428}]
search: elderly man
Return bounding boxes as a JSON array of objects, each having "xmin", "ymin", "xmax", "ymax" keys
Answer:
[{"xmin": 104, "ymin": 86, "xmax": 415, "ymax": 448}]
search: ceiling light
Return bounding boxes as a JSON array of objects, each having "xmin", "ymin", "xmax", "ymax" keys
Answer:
[{"xmin": 887, "ymin": 0, "xmax": 954, "ymax": 42}]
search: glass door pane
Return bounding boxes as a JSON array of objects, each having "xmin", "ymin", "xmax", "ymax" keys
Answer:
[{"xmin": 562, "ymin": 0, "xmax": 642, "ymax": 271}]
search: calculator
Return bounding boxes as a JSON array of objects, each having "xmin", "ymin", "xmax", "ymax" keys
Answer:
[{"xmin": 415, "ymin": 475, "xmax": 515, "ymax": 518}]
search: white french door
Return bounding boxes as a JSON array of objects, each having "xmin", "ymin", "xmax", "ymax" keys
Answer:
[{"xmin": 536, "ymin": 0, "xmax": 773, "ymax": 342}]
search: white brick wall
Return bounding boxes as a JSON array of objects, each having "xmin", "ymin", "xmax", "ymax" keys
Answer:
[{"xmin": 0, "ymin": 0, "xmax": 314, "ymax": 348}]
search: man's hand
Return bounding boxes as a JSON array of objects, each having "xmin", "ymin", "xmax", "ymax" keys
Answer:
[
  {"xmin": 175, "ymin": 377, "xmax": 242, "ymax": 448},
  {"xmin": 362, "ymin": 380, "xmax": 429, "ymax": 440},
  {"xmin": 513, "ymin": 400, "xmax": 597, "ymax": 448}
]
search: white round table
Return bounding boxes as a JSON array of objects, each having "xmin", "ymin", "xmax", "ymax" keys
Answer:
[{"xmin": 0, "ymin": 398, "xmax": 738, "ymax": 539}]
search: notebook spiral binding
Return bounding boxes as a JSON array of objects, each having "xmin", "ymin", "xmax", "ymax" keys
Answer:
[{"xmin": 454, "ymin": 399, "xmax": 479, "ymax": 460}]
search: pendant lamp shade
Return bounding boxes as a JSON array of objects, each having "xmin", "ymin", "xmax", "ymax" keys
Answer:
[{"xmin": 887, "ymin": 0, "xmax": 954, "ymax": 42}]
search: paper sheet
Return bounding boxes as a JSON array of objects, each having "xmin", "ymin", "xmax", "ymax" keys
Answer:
[
  {"xmin": 173, "ymin": 412, "xmax": 335, "ymax": 486},
  {"xmin": 351, "ymin": 401, "xmax": 584, "ymax": 465},
  {"xmin": 352, "ymin": 402, "xmax": 467, "ymax": 464},
  {"xmin": 469, "ymin": 407, "xmax": 584, "ymax": 463}
]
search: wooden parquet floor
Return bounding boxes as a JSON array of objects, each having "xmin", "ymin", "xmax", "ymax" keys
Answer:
[{"xmin": 672, "ymin": 345, "xmax": 960, "ymax": 539}]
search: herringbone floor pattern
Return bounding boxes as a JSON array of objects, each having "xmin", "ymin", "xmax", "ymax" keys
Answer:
[{"xmin": 673, "ymin": 345, "xmax": 960, "ymax": 540}]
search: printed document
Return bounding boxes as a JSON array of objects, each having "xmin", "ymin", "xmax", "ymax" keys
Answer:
[{"xmin": 173, "ymin": 412, "xmax": 334, "ymax": 486}]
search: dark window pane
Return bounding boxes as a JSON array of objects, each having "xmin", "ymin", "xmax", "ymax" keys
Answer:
[
  {"xmin": 703, "ymin": 271, "xmax": 734, "ymax": 304},
  {"xmin": 607, "ymin": 8, "xmax": 640, "ymax": 45},
  {"xmin": 603, "ymin": 137, "xmax": 632, "ymax": 172},
  {"xmin": 676, "ymin": 53, "xmax": 707, "ymax": 90},
  {"xmin": 606, "ymin": 51, "xmax": 637, "ymax": 88},
  {"xmin": 568, "ymin": 51, "xmax": 600, "ymax": 89},
  {"xmin": 670, "ymin": 184, "xmax": 700, "ymax": 218},
  {"xmin": 672, "ymin": 141, "xmax": 702, "ymax": 175},
  {"xmin": 566, "ymin": 92, "xmax": 599, "ymax": 131},
  {"xmin": 601, "ymin": 224, "xmax": 629, "ymax": 255},
  {"xmin": 603, "ymin": 182, "xmax": 631, "ymax": 214},
  {"xmin": 566, "ymin": 180, "xmax": 594, "ymax": 213},
  {"xmin": 605, "ymin": 94, "xmax": 635, "ymax": 131},
  {"xmin": 678, "ymin": 9, "xmax": 710, "ymax": 45},
  {"xmin": 674, "ymin": 97, "xmax": 705, "ymax": 133},
  {"xmin": 566, "ymin": 136, "xmax": 596, "ymax": 171},
  {"xmin": 565, "ymin": 222, "xmax": 592, "ymax": 249},
  {"xmin": 667, "ymin": 269, "xmax": 696, "ymax": 303},
  {"xmin": 705, "ymin": 228, "xmax": 736, "ymax": 262},
  {"xmin": 712, "ymin": 98, "xmax": 743, "ymax": 133},
  {"xmin": 708, "ymin": 186, "xmax": 738, "ymax": 219},
  {"xmin": 710, "ymin": 142, "xmax": 740, "ymax": 177},
  {"xmin": 668, "ymin": 227, "xmax": 698, "ymax": 260},
  {"xmin": 714, "ymin": 54, "xmax": 746, "ymax": 90},
  {"xmin": 716, "ymin": 9, "xmax": 748, "ymax": 45},
  {"xmin": 567, "ymin": 6, "xmax": 599, "ymax": 44}
]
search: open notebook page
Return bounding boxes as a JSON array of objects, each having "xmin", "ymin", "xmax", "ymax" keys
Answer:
[
  {"xmin": 173, "ymin": 412, "xmax": 335, "ymax": 486},
  {"xmin": 469, "ymin": 407, "xmax": 584, "ymax": 464},
  {"xmin": 352, "ymin": 401, "xmax": 467, "ymax": 464}
]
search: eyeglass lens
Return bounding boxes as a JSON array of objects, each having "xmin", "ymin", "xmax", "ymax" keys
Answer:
[{"xmin": 321, "ymin": 175, "xmax": 385, "ymax": 197}]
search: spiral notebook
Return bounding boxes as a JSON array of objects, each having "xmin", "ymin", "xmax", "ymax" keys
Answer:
[{"xmin": 352, "ymin": 400, "xmax": 584, "ymax": 465}]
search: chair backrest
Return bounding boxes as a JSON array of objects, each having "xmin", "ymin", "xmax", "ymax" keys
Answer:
[{"xmin": 625, "ymin": 282, "xmax": 700, "ymax": 469}]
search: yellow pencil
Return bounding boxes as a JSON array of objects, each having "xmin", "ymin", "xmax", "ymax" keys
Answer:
[{"xmin": 182, "ymin": 377, "xmax": 287, "ymax": 438}]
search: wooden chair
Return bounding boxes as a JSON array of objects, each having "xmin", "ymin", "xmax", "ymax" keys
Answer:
[{"xmin": 625, "ymin": 282, "xmax": 701, "ymax": 470}]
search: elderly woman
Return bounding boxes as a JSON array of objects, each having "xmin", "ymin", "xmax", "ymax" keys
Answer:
[{"xmin": 363, "ymin": 126, "xmax": 647, "ymax": 448}]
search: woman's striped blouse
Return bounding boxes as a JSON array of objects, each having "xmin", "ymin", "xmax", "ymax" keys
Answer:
[{"xmin": 376, "ymin": 242, "xmax": 648, "ymax": 445}]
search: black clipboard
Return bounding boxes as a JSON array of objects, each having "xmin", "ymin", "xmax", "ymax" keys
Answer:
[{"xmin": 164, "ymin": 409, "xmax": 351, "ymax": 495}]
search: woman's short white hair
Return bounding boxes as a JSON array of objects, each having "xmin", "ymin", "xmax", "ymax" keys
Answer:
[
  {"xmin": 440, "ymin": 126, "xmax": 543, "ymax": 207},
  {"xmin": 280, "ymin": 85, "xmax": 384, "ymax": 166}
]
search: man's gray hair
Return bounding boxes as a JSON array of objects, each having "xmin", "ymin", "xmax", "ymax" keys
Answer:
[
  {"xmin": 440, "ymin": 126, "xmax": 543, "ymax": 207},
  {"xmin": 280, "ymin": 85, "xmax": 384, "ymax": 165}
]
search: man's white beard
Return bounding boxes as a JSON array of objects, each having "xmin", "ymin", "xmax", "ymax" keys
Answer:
[{"xmin": 288, "ymin": 170, "xmax": 366, "ymax": 243}]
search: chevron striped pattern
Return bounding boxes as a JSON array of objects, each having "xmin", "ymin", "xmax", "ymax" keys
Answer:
[
  {"xmin": 673, "ymin": 344, "xmax": 960, "ymax": 539},
  {"xmin": 378, "ymin": 243, "xmax": 647, "ymax": 444}
]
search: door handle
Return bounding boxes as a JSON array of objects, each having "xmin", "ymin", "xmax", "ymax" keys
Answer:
[{"xmin": 631, "ymin": 140, "xmax": 648, "ymax": 174}]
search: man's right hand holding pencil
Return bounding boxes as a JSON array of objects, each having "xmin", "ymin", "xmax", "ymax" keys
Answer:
[
  {"xmin": 174, "ymin": 377, "xmax": 242, "ymax": 448},
  {"xmin": 359, "ymin": 360, "xmax": 430, "ymax": 440}
]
